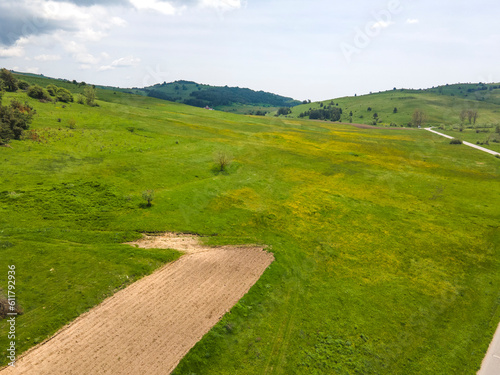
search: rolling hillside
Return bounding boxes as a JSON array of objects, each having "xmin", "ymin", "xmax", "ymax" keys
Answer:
[
  {"xmin": 0, "ymin": 73, "xmax": 499, "ymax": 374},
  {"xmin": 284, "ymin": 84, "xmax": 500, "ymax": 129}
]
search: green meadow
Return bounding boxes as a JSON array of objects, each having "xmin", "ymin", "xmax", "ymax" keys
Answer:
[{"xmin": 0, "ymin": 79, "xmax": 499, "ymax": 374}]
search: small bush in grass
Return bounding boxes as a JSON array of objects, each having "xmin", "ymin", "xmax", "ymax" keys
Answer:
[
  {"xmin": 450, "ymin": 138, "xmax": 462, "ymax": 144},
  {"xmin": 142, "ymin": 189, "xmax": 155, "ymax": 207},
  {"xmin": 214, "ymin": 151, "xmax": 232, "ymax": 173},
  {"xmin": 76, "ymin": 94, "xmax": 85, "ymax": 105},
  {"xmin": 0, "ymin": 290, "xmax": 23, "ymax": 320}
]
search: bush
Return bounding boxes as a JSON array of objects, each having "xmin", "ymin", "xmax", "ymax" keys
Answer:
[
  {"xmin": 0, "ymin": 291, "xmax": 23, "ymax": 320},
  {"xmin": 56, "ymin": 87, "xmax": 73, "ymax": 103},
  {"xmin": 46, "ymin": 84, "xmax": 58, "ymax": 96},
  {"xmin": 76, "ymin": 95, "xmax": 85, "ymax": 104},
  {"xmin": 142, "ymin": 190, "xmax": 155, "ymax": 207},
  {"xmin": 17, "ymin": 80, "xmax": 30, "ymax": 90},
  {"xmin": 449, "ymin": 138, "xmax": 462, "ymax": 144},
  {"xmin": 214, "ymin": 151, "xmax": 232, "ymax": 173},
  {"xmin": 83, "ymin": 86, "xmax": 97, "ymax": 106},
  {"xmin": 27, "ymin": 85, "xmax": 51, "ymax": 101},
  {"xmin": 0, "ymin": 100, "xmax": 35, "ymax": 145}
]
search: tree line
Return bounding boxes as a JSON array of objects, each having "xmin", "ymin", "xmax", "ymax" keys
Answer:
[
  {"xmin": 298, "ymin": 106, "xmax": 342, "ymax": 121},
  {"xmin": 0, "ymin": 68, "xmax": 97, "ymax": 145}
]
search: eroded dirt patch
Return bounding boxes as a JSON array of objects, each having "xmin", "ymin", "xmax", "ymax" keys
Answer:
[{"xmin": 1, "ymin": 233, "xmax": 274, "ymax": 375}]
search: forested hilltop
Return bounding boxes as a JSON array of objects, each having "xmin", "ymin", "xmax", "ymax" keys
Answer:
[{"xmin": 121, "ymin": 80, "xmax": 301, "ymax": 114}]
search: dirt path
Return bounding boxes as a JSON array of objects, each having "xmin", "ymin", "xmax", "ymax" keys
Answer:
[
  {"xmin": 425, "ymin": 127, "xmax": 500, "ymax": 156},
  {"xmin": 1, "ymin": 233, "xmax": 274, "ymax": 375}
]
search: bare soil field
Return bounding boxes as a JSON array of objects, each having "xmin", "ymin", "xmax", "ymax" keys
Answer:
[{"xmin": 1, "ymin": 233, "xmax": 274, "ymax": 375}]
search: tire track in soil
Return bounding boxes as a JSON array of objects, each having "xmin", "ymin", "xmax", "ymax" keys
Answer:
[{"xmin": 1, "ymin": 233, "xmax": 274, "ymax": 375}]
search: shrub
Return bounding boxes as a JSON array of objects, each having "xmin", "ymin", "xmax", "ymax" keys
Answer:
[
  {"xmin": 0, "ymin": 290, "xmax": 23, "ymax": 320},
  {"xmin": 83, "ymin": 86, "xmax": 97, "ymax": 106},
  {"xmin": 449, "ymin": 138, "xmax": 462, "ymax": 144},
  {"xmin": 46, "ymin": 84, "xmax": 58, "ymax": 96},
  {"xmin": 27, "ymin": 85, "xmax": 51, "ymax": 101},
  {"xmin": 142, "ymin": 190, "xmax": 155, "ymax": 207},
  {"xmin": 76, "ymin": 95, "xmax": 85, "ymax": 104},
  {"xmin": 56, "ymin": 87, "xmax": 73, "ymax": 103},
  {"xmin": 0, "ymin": 100, "xmax": 35, "ymax": 144},
  {"xmin": 214, "ymin": 151, "xmax": 232, "ymax": 173},
  {"xmin": 17, "ymin": 80, "xmax": 30, "ymax": 90}
]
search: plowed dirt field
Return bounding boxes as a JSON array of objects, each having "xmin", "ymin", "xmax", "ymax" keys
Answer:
[{"xmin": 1, "ymin": 233, "xmax": 274, "ymax": 374}]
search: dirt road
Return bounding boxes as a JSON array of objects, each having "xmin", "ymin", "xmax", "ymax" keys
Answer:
[
  {"xmin": 425, "ymin": 127, "xmax": 500, "ymax": 156},
  {"xmin": 1, "ymin": 233, "xmax": 274, "ymax": 374}
]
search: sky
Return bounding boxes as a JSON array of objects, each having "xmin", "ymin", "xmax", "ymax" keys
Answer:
[{"xmin": 0, "ymin": 0, "xmax": 499, "ymax": 101}]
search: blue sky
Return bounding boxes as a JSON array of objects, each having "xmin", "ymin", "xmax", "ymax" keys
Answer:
[{"xmin": 0, "ymin": 0, "xmax": 498, "ymax": 101}]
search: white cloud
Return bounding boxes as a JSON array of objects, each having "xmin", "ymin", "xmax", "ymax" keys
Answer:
[
  {"xmin": 99, "ymin": 56, "xmax": 141, "ymax": 71},
  {"xmin": 199, "ymin": 0, "xmax": 243, "ymax": 11},
  {"xmin": 371, "ymin": 21, "xmax": 393, "ymax": 29},
  {"xmin": 63, "ymin": 40, "xmax": 99, "ymax": 65},
  {"xmin": 34, "ymin": 54, "xmax": 61, "ymax": 61},
  {"xmin": 26, "ymin": 67, "xmax": 40, "ymax": 74},
  {"xmin": 75, "ymin": 53, "xmax": 99, "ymax": 64},
  {"xmin": 0, "ymin": 45, "xmax": 25, "ymax": 58},
  {"xmin": 129, "ymin": 0, "xmax": 178, "ymax": 15},
  {"xmin": 110, "ymin": 16, "xmax": 127, "ymax": 27},
  {"xmin": 75, "ymin": 29, "xmax": 107, "ymax": 42},
  {"xmin": 406, "ymin": 19, "xmax": 419, "ymax": 24}
]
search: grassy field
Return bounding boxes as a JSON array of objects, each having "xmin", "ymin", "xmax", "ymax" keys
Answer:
[{"xmin": 0, "ymin": 81, "xmax": 499, "ymax": 374}]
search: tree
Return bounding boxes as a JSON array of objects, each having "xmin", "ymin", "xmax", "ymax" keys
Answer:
[
  {"xmin": 471, "ymin": 110, "xmax": 478, "ymax": 125},
  {"xmin": 411, "ymin": 109, "xmax": 426, "ymax": 127},
  {"xmin": 459, "ymin": 110, "xmax": 467, "ymax": 125},
  {"xmin": 467, "ymin": 110, "xmax": 473, "ymax": 125},
  {"xmin": 83, "ymin": 86, "xmax": 97, "ymax": 106},
  {"xmin": 0, "ymin": 69, "xmax": 18, "ymax": 92}
]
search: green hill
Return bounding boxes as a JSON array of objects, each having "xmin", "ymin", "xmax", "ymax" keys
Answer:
[
  {"xmin": 0, "ymin": 72, "xmax": 499, "ymax": 374},
  {"xmin": 284, "ymin": 83, "xmax": 500, "ymax": 128}
]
